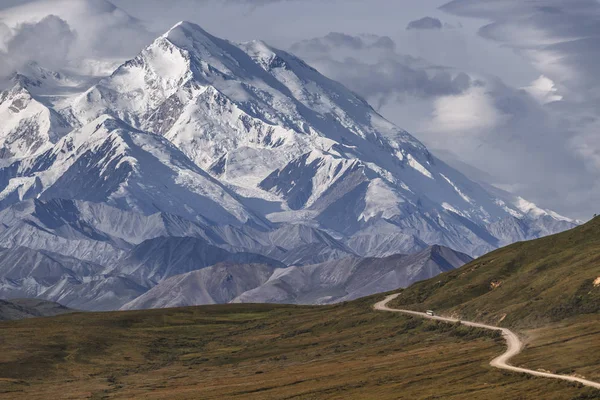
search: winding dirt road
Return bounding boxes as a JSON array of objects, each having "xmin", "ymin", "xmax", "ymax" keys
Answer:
[{"xmin": 374, "ymin": 294, "xmax": 600, "ymax": 390}]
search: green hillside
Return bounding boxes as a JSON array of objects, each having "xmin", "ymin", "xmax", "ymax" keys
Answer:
[
  {"xmin": 392, "ymin": 217, "xmax": 600, "ymax": 328},
  {"xmin": 391, "ymin": 217, "xmax": 600, "ymax": 383}
]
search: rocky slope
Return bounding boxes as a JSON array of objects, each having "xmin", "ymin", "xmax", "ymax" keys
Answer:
[{"xmin": 122, "ymin": 245, "xmax": 472, "ymax": 310}]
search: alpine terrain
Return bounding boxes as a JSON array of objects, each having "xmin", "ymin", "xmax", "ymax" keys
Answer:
[
  {"xmin": 2, "ymin": 220, "xmax": 599, "ymax": 399},
  {"xmin": 0, "ymin": 16, "xmax": 577, "ymax": 310}
]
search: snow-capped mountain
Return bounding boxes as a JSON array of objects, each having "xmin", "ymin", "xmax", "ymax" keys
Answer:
[
  {"xmin": 0, "ymin": 114, "xmax": 266, "ymax": 226},
  {"xmin": 62, "ymin": 21, "xmax": 575, "ymax": 256},
  {"xmin": 0, "ymin": 19, "xmax": 579, "ymax": 311},
  {"xmin": 0, "ymin": 198, "xmax": 349, "ymax": 267},
  {"xmin": 0, "ymin": 82, "xmax": 71, "ymax": 159}
]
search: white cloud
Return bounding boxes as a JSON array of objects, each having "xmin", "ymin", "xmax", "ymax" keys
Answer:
[
  {"xmin": 522, "ymin": 75, "xmax": 562, "ymax": 104},
  {"xmin": 428, "ymin": 85, "xmax": 503, "ymax": 132}
]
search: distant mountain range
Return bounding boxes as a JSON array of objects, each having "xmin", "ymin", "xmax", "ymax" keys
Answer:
[
  {"xmin": 0, "ymin": 21, "xmax": 577, "ymax": 311},
  {"xmin": 0, "ymin": 199, "xmax": 472, "ymax": 310},
  {"xmin": 123, "ymin": 245, "xmax": 472, "ymax": 309}
]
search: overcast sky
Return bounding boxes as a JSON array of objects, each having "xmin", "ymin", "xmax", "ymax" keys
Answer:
[{"xmin": 0, "ymin": 0, "xmax": 599, "ymax": 220}]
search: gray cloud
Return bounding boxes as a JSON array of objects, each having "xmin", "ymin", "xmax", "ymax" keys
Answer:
[
  {"xmin": 291, "ymin": 32, "xmax": 364, "ymax": 52},
  {"xmin": 0, "ymin": 0, "xmax": 36, "ymax": 10},
  {"xmin": 291, "ymin": 32, "xmax": 474, "ymax": 104},
  {"xmin": 441, "ymin": 0, "xmax": 600, "ymax": 93},
  {"xmin": 436, "ymin": 0, "xmax": 600, "ymax": 220},
  {"xmin": 0, "ymin": 15, "xmax": 76, "ymax": 78},
  {"xmin": 0, "ymin": 0, "xmax": 155, "ymax": 79},
  {"xmin": 406, "ymin": 17, "xmax": 443, "ymax": 30},
  {"xmin": 423, "ymin": 78, "xmax": 589, "ymax": 205},
  {"xmin": 320, "ymin": 57, "xmax": 473, "ymax": 100},
  {"xmin": 290, "ymin": 32, "xmax": 396, "ymax": 53}
]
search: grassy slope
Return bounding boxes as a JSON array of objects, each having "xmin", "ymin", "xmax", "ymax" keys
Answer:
[
  {"xmin": 391, "ymin": 217, "xmax": 600, "ymax": 381},
  {"xmin": 1, "ymin": 295, "xmax": 597, "ymax": 399}
]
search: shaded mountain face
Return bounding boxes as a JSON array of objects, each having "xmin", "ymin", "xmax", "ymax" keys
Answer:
[
  {"xmin": 116, "ymin": 236, "xmax": 286, "ymax": 286},
  {"xmin": 122, "ymin": 245, "xmax": 472, "ymax": 310},
  {"xmin": 0, "ymin": 246, "xmax": 105, "ymax": 299},
  {"xmin": 121, "ymin": 262, "xmax": 277, "ymax": 310},
  {"xmin": 233, "ymin": 245, "xmax": 472, "ymax": 305},
  {"xmin": 0, "ymin": 21, "xmax": 580, "ymax": 312},
  {"xmin": 0, "ymin": 198, "xmax": 280, "ymax": 265},
  {"xmin": 0, "ymin": 199, "xmax": 357, "ymax": 311},
  {"xmin": 0, "ymin": 232, "xmax": 286, "ymax": 311},
  {"xmin": 0, "ymin": 243, "xmax": 146, "ymax": 311},
  {"xmin": 0, "ymin": 298, "xmax": 72, "ymax": 321}
]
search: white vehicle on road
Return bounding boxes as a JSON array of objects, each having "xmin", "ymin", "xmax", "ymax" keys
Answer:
[{"xmin": 426, "ymin": 310, "xmax": 435, "ymax": 316}]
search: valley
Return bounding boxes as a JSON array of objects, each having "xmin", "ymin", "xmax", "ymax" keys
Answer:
[
  {"xmin": 0, "ymin": 294, "xmax": 598, "ymax": 399},
  {"xmin": 0, "ymin": 196, "xmax": 598, "ymax": 400},
  {"xmin": 0, "ymin": 2, "xmax": 597, "ymax": 399}
]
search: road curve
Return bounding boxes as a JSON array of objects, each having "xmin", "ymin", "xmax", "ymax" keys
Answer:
[{"xmin": 374, "ymin": 294, "xmax": 600, "ymax": 390}]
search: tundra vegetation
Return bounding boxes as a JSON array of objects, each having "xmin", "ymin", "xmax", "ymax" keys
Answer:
[{"xmin": 0, "ymin": 293, "xmax": 597, "ymax": 399}]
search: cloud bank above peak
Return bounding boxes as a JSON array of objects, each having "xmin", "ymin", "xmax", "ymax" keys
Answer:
[
  {"xmin": 0, "ymin": 0, "xmax": 599, "ymax": 220},
  {"xmin": 0, "ymin": 0, "xmax": 155, "ymax": 78},
  {"xmin": 290, "ymin": 32, "xmax": 476, "ymax": 106},
  {"xmin": 436, "ymin": 0, "xmax": 600, "ymax": 219},
  {"xmin": 0, "ymin": 15, "xmax": 75, "ymax": 75}
]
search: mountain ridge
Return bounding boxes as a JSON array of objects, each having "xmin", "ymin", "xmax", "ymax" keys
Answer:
[
  {"xmin": 59, "ymin": 20, "xmax": 577, "ymax": 256},
  {"xmin": 121, "ymin": 244, "xmax": 472, "ymax": 310},
  {"xmin": 0, "ymin": 20, "xmax": 580, "ymax": 312}
]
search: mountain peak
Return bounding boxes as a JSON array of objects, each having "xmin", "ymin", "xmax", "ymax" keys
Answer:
[
  {"xmin": 64, "ymin": 25, "xmax": 577, "ymax": 256},
  {"xmin": 163, "ymin": 21, "xmax": 220, "ymax": 52},
  {"xmin": 10, "ymin": 62, "xmax": 65, "ymax": 91},
  {"xmin": 166, "ymin": 21, "xmax": 210, "ymax": 36}
]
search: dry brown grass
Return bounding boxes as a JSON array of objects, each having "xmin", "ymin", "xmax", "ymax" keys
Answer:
[
  {"xmin": 0, "ymin": 295, "xmax": 597, "ymax": 399},
  {"xmin": 514, "ymin": 315, "xmax": 600, "ymax": 382}
]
